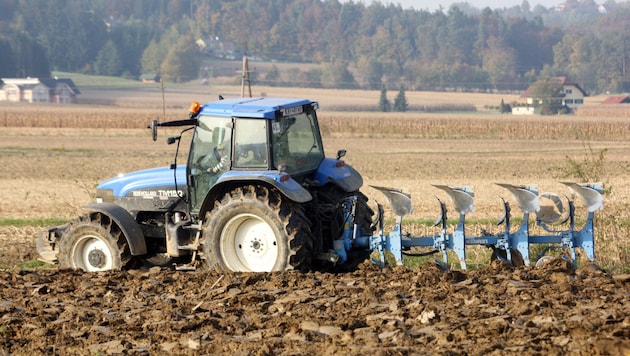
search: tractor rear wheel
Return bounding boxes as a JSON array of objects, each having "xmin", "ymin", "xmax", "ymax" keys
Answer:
[
  {"xmin": 58, "ymin": 213, "xmax": 131, "ymax": 272},
  {"xmin": 201, "ymin": 185, "xmax": 313, "ymax": 272}
]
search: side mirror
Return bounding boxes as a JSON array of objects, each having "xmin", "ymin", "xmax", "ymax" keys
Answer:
[
  {"xmin": 336, "ymin": 149, "xmax": 347, "ymax": 160},
  {"xmin": 150, "ymin": 119, "xmax": 159, "ymax": 141}
]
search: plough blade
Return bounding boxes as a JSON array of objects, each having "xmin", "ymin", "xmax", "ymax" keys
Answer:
[
  {"xmin": 495, "ymin": 183, "xmax": 539, "ymax": 214},
  {"xmin": 369, "ymin": 185, "xmax": 413, "ymax": 216},
  {"xmin": 432, "ymin": 185, "xmax": 474, "ymax": 215},
  {"xmin": 561, "ymin": 182, "xmax": 604, "ymax": 212}
]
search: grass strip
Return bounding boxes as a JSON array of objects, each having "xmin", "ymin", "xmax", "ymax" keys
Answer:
[{"xmin": 0, "ymin": 218, "xmax": 67, "ymax": 227}]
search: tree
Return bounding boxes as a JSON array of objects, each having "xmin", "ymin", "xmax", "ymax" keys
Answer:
[
  {"xmin": 6, "ymin": 31, "xmax": 50, "ymax": 77},
  {"xmin": 0, "ymin": 38, "xmax": 16, "ymax": 77},
  {"xmin": 15, "ymin": 0, "xmax": 107, "ymax": 72},
  {"xmin": 4, "ymin": 0, "xmax": 627, "ymax": 93},
  {"xmin": 305, "ymin": 68, "xmax": 322, "ymax": 88},
  {"xmin": 528, "ymin": 77, "xmax": 565, "ymax": 114},
  {"xmin": 109, "ymin": 19, "xmax": 153, "ymax": 77},
  {"xmin": 362, "ymin": 58, "xmax": 384, "ymax": 90},
  {"xmin": 321, "ymin": 61, "xmax": 358, "ymax": 89},
  {"xmin": 94, "ymin": 40, "xmax": 123, "ymax": 76},
  {"xmin": 160, "ymin": 35, "xmax": 201, "ymax": 83},
  {"xmin": 264, "ymin": 64, "xmax": 281, "ymax": 86},
  {"xmin": 379, "ymin": 85, "xmax": 390, "ymax": 112},
  {"xmin": 393, "ymin": 86, "xmax": 408, "ymax": 112},
  {"xmin": 140, "ymin": 40, "xmax": 164, "ymax": 75},
  {"xmin": 500, "ymin": 98, "xmax": 512, "ymax": 113},
  {"xmin": 483, "ymin": 36, "xmax": 518, "ymax": 90},
  {"xmin": 286, "ymin": 67, "xmax": 301, "ymax": 87}
]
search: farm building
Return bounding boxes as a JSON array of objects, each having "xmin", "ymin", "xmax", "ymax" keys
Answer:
[
  {"xmin": 511, "ymin": 106, "xmax": 536, "ymax": 115},
  {"xmin": 515, "ymin": 77, "xmax": 587, "ymax": 115},
  {"xmin": 139, "ymin": 73, "xmax": 161, "ymax": 83},
  {"xmin": 602, "ymin": 95, "xmax": 630, "ymax": 104},
  {"xmin": 0, "ymin": 77, "xmax": 80, "ymax": 104}
]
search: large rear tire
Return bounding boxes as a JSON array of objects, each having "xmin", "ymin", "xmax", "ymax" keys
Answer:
[
  {"xmin": 58, "ymin": 213, "xmax": 131, "ymax": 272},
  {"xmin": 201, "ymin": 185, "xmax": 313, "ymax": 272}
]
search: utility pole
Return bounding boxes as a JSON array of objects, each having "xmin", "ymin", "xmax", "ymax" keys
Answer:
[
  {"xmin": 238, "ymin": 56, "xmax": 254, "ymax": 98},
  {"xmin": 160, "ymin": 77, "xmax": 166, "ymax": 121}
]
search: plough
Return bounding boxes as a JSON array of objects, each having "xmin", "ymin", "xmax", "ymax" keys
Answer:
[{"xmin": 344, "ymin": 182, "xmax": 604, "ymax": 269}]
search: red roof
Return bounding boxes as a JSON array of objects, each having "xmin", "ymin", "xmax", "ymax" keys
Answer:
[{"xmin": 602, "ymin": 95, "xmax": 630, "ymax": 104}]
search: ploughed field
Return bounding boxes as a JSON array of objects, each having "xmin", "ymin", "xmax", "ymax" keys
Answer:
[
  {"xmin": 1, "ymin": 99, "xmax": 630, "ymax": 354},
  {"xmin": 2, "ymin": 261, "xmax": 629, "ymax": 354}
]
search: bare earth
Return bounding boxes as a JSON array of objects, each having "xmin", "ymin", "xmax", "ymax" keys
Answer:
[
  {"xmin": 1, "ymin": 98, "xmax": 630, "ymax": 354},
  {"xmin": 1, "ymin": 261, "xmax": 629, "ymax": 355}
]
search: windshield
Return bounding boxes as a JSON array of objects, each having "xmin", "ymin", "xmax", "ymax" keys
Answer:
[
  {"xmin": 271, "ymin": 109, "xmax": 324, "ymax": 175},
  {"xmin": 188, "ymin": 115, "xmax": 232, "ymax": 212}
]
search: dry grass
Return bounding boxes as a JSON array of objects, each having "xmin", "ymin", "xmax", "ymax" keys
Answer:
[
  {"xmin": 577, "ymin": 105, "xmax": 630, "ymax": 117},
  {"xmin": 4, "ymin": 102, "xmax": 629, "ymax": 142},
  {"xmin": 319, "ymin": 112, "xmax": 630, "ymax": 140},
  {"xmin": 1, "ymin": 87, "xmax": 628, "ymax": 272}
]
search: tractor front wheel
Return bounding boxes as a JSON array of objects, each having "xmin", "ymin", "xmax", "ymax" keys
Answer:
[
  {"xmin": 58, "ymin": 213, "xmax": 131, "ymax": 272},
  {"xmin": 201, "ymin": 185, "xmax": 313, "ymax": 272}
]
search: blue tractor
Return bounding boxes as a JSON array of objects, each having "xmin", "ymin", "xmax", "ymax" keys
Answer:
[{"xmin": 37, "ymin": 97, "xmax": 374, "ymax": 272}]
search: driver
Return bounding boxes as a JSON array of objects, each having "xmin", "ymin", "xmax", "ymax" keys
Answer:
[{"xmin": 207, "ymin": 140, "xmax": 230, "ymax": 174}]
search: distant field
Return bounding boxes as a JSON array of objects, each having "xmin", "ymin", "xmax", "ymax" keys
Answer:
[
  {"xmin": 51, "ymin": 71, "xmax": 520, "ymax": 110},
  {"xmin": 52, "ymin": 67, "xmax": 620, "ymax": 113},
  {"xmin": 68, "ymin": 83, "xmax": 522, "ymax": 112}
]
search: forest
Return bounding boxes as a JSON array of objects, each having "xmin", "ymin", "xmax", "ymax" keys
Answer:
[{"xmin": 0, "ymin": 0, "xmax": 629, "ymax": 94}]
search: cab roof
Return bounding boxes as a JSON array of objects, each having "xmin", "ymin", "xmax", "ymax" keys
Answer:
[{"xmin": 199, "ymin": 97, "xmax": 316, "ymax": 119}]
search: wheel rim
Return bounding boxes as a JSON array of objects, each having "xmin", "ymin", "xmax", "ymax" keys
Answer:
[
  {"xmin": 220, "ymin": 213, "xmax": 279, "ymax": 272},
  {"xmin": 72, "ymin": 235, "xmax": 115, "ymax": 272}
]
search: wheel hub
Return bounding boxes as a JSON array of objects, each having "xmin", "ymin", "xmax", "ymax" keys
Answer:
[
  {"xmin": 247, "ymin": 238, "xmax": 264, "ymax": 254},
  {"xmin": 87, "ymin": 249, "xmax": 107, "ymax": 268}
]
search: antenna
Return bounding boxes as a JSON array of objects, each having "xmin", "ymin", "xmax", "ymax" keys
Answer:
[{"xmin": 238, "ymin": 56, "xmax": 254, "ymax": 98}]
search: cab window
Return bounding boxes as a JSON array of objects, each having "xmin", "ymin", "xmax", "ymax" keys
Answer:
[{"xmin": 233, "ymin": 119, "xmax": 268, "ymax": 169}]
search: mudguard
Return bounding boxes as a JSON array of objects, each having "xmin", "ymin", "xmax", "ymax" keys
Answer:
[
  {"xmin": 83, "ymin": 203, "xmax": 147, "ymax": 256},
  {"xmin": 212, "ymin": 170, "xmax": 313, "ymax": 203},
  {"xmin": 314, "ymin": 158, "xmax": 363, "ymax": 192}
]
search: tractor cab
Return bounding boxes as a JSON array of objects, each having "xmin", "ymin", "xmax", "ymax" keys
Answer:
[{"xmin": 185, "ymin": 97, "xmax": 325, "ymax": 215}]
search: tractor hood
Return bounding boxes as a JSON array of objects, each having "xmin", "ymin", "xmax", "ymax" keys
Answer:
[{"xmin": 97, "ymin": 166, "xmax": 187, "ymax": 198}]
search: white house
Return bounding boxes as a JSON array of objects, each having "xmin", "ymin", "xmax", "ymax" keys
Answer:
[
  {"xmin": 515, "ymin": 77, "xmax": 587, "ymax": 114},
  {"xmin": 512, "ymin": 106, "xmax": 536, "ymax": 115},
  {"xmin": 0, "ymin": 77, "xmax": 80, "ymax": 103}
]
